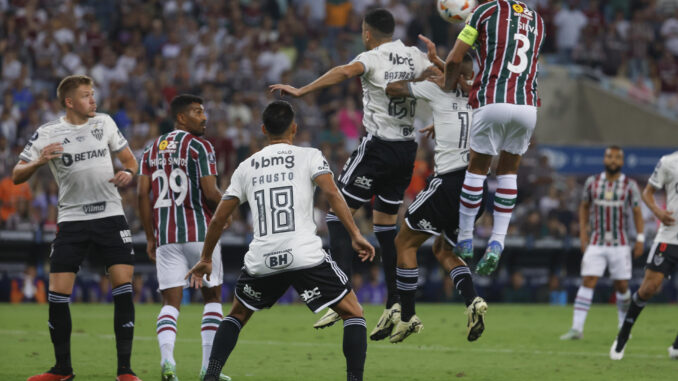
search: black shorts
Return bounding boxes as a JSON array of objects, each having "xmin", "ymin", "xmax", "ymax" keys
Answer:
[
  {"xmin": 50, "ymin": 215, "xmax": 135, "ymax": 273},
  {"xmin": 337, "ymin": 134, "xmax": 417, "ymax": 213},
  {"xmin": 234, "ymin": 253, "xmax": 350, "ymax": 313},
  {"xmin": 404, "ymin": 169, "xmax": 487, "ymax": 246},
  {"xmin": 646, "ymin": 242, "xmax": 678, "ymax": 277}
]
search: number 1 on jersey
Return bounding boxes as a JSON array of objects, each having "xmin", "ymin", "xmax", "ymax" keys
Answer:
[{"xmin": 254, "ymin": 185, "xmax": 296, "ymax": 236}]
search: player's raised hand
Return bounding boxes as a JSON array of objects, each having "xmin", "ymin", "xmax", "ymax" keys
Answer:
[
  {"xmin": 269, "ymin": 84, "xmax": 302, "ymax": 97},
  {"xmin": 186, "ymin": 260, "xmax": 212, "ymax": 289},
  {"xmin": 351, "ymin": 235, "xmax": 375, "ymax": 262},
  {"xmin": 420, "ymin": 124, "xmax": 435, "ymax": 140},
  {"xmin": 109, "ymin": 170, "xmax": 133, "ymax": 187},
  {"xmin": 656, "ymin": 209, "xmax": 675, "ymax": 226},
  {"xmin": 418, "ymin": 34, "xmax": 438, "ymax": 62},
  {"xmin": 38, "ymin": 143, "xmax": 64, "ymax": 164}
]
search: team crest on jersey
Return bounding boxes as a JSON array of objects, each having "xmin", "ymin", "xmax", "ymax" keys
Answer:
[
  {"xmin": 654, "ymin": 253, "xmax": 664, "ymax": 266},
  {"xmin": 158, "ymin": 139, "xmax": 178, "ymax": 153},
  {"xmin": 91, "ymin": 127, "xmax": 104, "ymax": 141}
]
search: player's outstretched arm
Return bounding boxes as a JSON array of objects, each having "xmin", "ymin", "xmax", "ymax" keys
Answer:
[
  {"xmin": 137, "ymin": 175, "xmax": 156, "ymax": 262},
  {"xmin": 578, "ymin": 200, "xmax": 590, "ymax": 253},
  {"xmin": 385, "ymin": 81, "xmax": 411, "ymax": 98},
  {"xmin": 443, "ymin": 40, "xmax": 472, "ymax": 91},
  {"xmin": 269, "ymin": 62, "xmax": 364, "ymax": 98},
  {"xmin": 418, "ymin": 34, "xmax": 445, "ymax": 71},
  {"xmin": 110, "ymin": 147, "xmax": 138, "ymax": 187},
  {"xmin": 642, "ymin": 183, "xmax": 675, "ymax": 226},
  {"xmin": 12, "ymin": 143, "xmax": 63, "ymax": 184},
  {"xmin": 314, "ymin": 173, "xmax": 375, "ymax": 262},
  {"xmin": 186, "ymin": 197, "xmax": 240, "ymax": 288}
]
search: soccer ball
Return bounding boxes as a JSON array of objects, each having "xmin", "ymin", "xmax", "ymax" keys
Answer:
[{"xmin": 437, "ymin": 0, "xmax": 478, "ymax": 23}]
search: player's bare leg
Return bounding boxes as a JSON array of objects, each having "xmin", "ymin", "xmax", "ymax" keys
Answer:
[
  {"xmin": 562, "ymin": 275, "xmax": 598, "ymax": 340},
  {"xmin": 315, "ymin": 206, "xmax": 359, "ymax": 329},
  {"xmin": 457, "ymin": 150, "xmax": 492, "ymax": 262},
  {"xmin": 389, "ymin": 225, "xmax": 428, "ymax": 343},
  {"xmin": 203, "ymin": 298, "xmax": 254, "ymax": 381},
  {"xmin": 332, "ymin": 291, "xmax": 367, "ymax": 381},
  {"xmin": 108, "ymin": 264, "xmax": 140, "ymax": 381},
  {"xmin": 369, "ymin": 210, "xmax": 402, "ymax": 340},
  {"xmin": 612, "ymin": 279, "xmax": 631, "ymax": 329},
  {"xmin": 28, "ymin": 273, "xmax": 78, "ymax": 381},
  {"xmin": 432, "ymin": 237, "xmax": 487, "ymax": 342},
  {"xmin": 612, "ymin": 269, "xmax": 665, "ymax": 359},
  {"xmin": 199, "ymin": 286, "xmax": 230, "ymax": 381}
]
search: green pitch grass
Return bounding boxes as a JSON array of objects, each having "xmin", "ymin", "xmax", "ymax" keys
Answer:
[{"xmin": 1, "ymin": 303, "xmax": 677, "ymax": 380}]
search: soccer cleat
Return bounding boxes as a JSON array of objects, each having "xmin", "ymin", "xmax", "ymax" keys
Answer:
[
  {"xmin": 161, "ymin": 361, "xmax": 178, "ymax": 381},
  {"xmin": 389, "ymin": 315, "xmax": 423, "ymax": 343},
  {"xmin": 370, "ymin": 303, "xmax": 401, "ymax": 341},
  {"xmin": 668, "ymin": 346, "xmax": 678, "ymax": 359},
  {"xmin": 610, "ymin": 339, "xmax": 626, "ymax": 360},
  {"xmin": 476, "ymin": 241, "xmax": 502, "ymax": 275},
  {"xmin": 200, "ymin": 367, "xmax": 231, "ymax": 381},
  {"xmin": 465, "ymin": 297, "xmax": 488, "ymax": 341},
  {"xmin": 116, "ymin": 373, "xmax": 142, "ymax": 381},
  {"xmin": 313, "ymin": 309, "xmax": 341, "ymax": 329},
  {"xmin": 27, "ymin": 369, "xmax": 75, "ymax": 381},
  {"xmin": 559, "ymin": 328, "xmax": 583, "ymax": 340},
  {"xmin": 455, "ymin": 239, "xmax": 474, "ymax": 261}
]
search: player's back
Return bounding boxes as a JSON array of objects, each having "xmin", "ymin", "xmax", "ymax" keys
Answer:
[
  {"xmin": 225, "ymin": 143, "xmax": 332, "ymax": 276},
  {"xmin": 650, "ymin": 151, "xmax": 678, "ymax": 244},
  {"xmin": 352, "ymin": 40, "xmax": 431, "ymax": 140},
  {"xmin": 140, "ymin": 130, "xmax": 217, "ymax": 245},
  {"xmin": 468, "ymin": 0, "xmax": 545, "ymax": 108}
]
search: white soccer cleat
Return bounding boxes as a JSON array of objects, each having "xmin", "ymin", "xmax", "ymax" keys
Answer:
[
  {"xmin": 313, "ymin": 309, "xmax": 341, "ymax": 329},
  {"xmin": 559, "ymin": 328, "xmax": 583, "ymax": 340},
  {"xmin": 370, "ymin": 303, "xmax": 401, "ymax": 341},
  {"xmin": 465, "ymin": 297, "xmax": 488, "ymax": 342},
  {"xmin": 669, "ymin": 346, "xmax": 678, "ymax": 359},
  {"xmin": 389, "ymin": 315, "xmax": 423, "ymax": 343},
  {"xmin": 610, "ymin": 339, "xmax": 626, "ymax": 360}
]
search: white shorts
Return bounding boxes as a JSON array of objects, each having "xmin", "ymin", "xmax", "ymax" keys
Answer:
[
  {"xmin": 469, "ymin": 103, "xmax": 537, "ymax": 156},
  {"xmin": 580, "ymin": 245, "xmax": 632, "ymax": 280},
  {"xmin": 156, "ymin": 241, "xmax": 224, "ymax": 290}
]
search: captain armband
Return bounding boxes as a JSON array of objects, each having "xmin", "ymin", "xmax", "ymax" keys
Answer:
[{"xmin": 458, "ymin": 24, "xmax": 479, "ymax": 46}]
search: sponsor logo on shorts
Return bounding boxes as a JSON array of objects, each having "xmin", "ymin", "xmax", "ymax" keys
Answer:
[
  {"xmin": 300, "ymin": 287, "xmax": 321, "ymax": 303},
  {"xmin": 82, "ymin": 201, "xmax": 106, "ymax": 214},
  {"xmin": 243, "ymin": 284, "xmax": 262, "ymax": 301},
  {"xmin": 654, "ymin": 253, "xmax": 664, "ymax": 266},
  {"xmin": 120, "ymin": 229, "xmax": 132, "ymax": 244},
  {"xmin": 354, "ymin": 176, "xmax": 373, "ymax": 189},
  {"xmin": 264, "ymin": 249, "xmax": 294, "ymax": 270},
  {"xmin": 417, "ymin": 219, "xmax": 434, "ymax": 231}
]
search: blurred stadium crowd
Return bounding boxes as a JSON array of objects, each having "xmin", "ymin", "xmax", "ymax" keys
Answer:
[{"xmin": 1, "ymin": 0, "xmax": 676, "ymax": 304}]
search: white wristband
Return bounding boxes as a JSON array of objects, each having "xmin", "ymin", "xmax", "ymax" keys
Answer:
[{"xmin": 636, "ymin": 233, "xmax": 645, "ymax": 243}]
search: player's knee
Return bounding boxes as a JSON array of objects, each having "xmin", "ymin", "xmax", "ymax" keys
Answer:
[{"xmin": 639, "ymin": 281, "xmax": 660, "ymax": 299}]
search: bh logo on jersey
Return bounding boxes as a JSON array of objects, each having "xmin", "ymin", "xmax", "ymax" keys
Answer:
[
  {"xmin": 354, "ymin": 176, "xmax": 373, "ymax": 190},
  {"xmin": 242, "ymin": 284, "xmax": 262, "ymax": 301},
  {"xmin": 264, "ymin": 250, "xmax": 294, "ymax": 270},
  {"xmin": 300, "ymin": 287, "xmax": 321, "ymax": 303}
]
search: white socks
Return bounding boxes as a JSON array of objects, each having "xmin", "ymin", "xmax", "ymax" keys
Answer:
[
  {"xmin": 616, "ymin": 290, "xmax": 631, "ymax": 329},
  {"xmin": 157, "ymin": 305, "xmax": 179, "ymax": 366},
  {"xmin": 458, "ymin": 171, "xmax": 486, "ymax": 242},
  {"xmin": 572, "ymin": 286, "xmax": 593, "ymax": 332},
  {"xmin": 490, "ymin": 174, "xmax": 517, "ymax": 247},
  {"xmin": 201, "ymin": 303, "xmax": 224, "ymax": 369}
]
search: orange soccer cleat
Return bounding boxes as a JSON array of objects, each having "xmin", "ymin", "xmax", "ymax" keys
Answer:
[
  {"xmin": 27, "ymin": 369, "xmax": 75, "ymax": 381},
  {"xmin": 116, "ymin": 373, "xmax": 142, "ymax": 381}
]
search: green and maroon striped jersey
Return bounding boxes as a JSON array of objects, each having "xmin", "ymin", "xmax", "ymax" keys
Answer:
[
  {"xmin": 464, "ymin": 0, "xmax": 545, "ymax": 108},
  {"xmin": 582, "ymin": 172, "xmax": 641, "ymax": 247},
  {"xmin": 139, "ymin": 130, "xmax": 218, "ymax": 246}
]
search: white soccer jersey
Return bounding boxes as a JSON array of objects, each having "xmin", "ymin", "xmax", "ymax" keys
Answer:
[
  {"xmin": 409, "ymin": 81, "xmax": 472, "ymax": 175},
  {"xmin": 223, "ymin": 143, "xmax": 333, "ymax": 276},
  {"xmin": 648, "ymin": 151, "xmax": 678, "ymax": 245},
  {"xmin": 19, "ymin": 113, "xmax": 128, "ymax": 222},
  {"xmin": 351, "ymin": 40, "xmax": 431, "ymax": 141}
]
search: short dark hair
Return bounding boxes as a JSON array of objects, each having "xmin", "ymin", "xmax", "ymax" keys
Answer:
[
  {"xmin": 262, "ymin": 100, "xmax": 295, "ymax": 136},
  {"xmin": 170, "ymin": 94, "xmax": 203, "ymax": 121},
  {"xmin": 364, "ymin": 8, "xmax": 394, "ymax": 37}
]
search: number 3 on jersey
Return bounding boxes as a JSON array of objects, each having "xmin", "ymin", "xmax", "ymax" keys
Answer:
[
  {"xmin": 152, "ymin": 168, "xmax": 188, "ymax": 208},
  {"xmin": 508, "ymin": 33, "xmax": 530, "ymax": 74},
  {"xmin": 254, "ymin": 186, "xmax": 295, "ymax": 236}
]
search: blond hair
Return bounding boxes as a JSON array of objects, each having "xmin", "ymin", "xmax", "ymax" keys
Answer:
[{"xmin": 57, "ymin": 75, "xmax": 94, "ymax": 108}]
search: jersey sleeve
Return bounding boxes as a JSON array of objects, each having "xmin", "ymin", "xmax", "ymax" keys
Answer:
[
  {"xmin": 409, "ymin": 81, "xmax": 436, "ymax": 102},
  {"xmin": 627, "ymin": 180, "xmax": 641, "ymax": 208},
  {"xmin": 350, "ymin": 50, "xmax": 377, "ymax": 77},
  {"xmin": 460, "ymin": 2, "xmax": 496, "ymax": 45},
  {"xmin": 104, "ymin": 114, "xmax": 129, "ymax": 153},
  {"xmin": 138, "ymin": 144, "xmax": 153, "ymax": 176},
  {"xmin": 194, "ymin": 139, "xmax": 218, "ymax": 178},
  {"xmin": 581, "ymin": 176, "xmax": 594, "ymax": 203},
  {"xmin": 19, "ymin": 129, "xmax": 46, "ymax": 163},
  {"xmin": 223, "ymin": 164, "xmax": 246, "ymax": 204},
  {"xmin": 309, "ymin": 149, "xmax": 333, "ymax": 180},
  {"xmin": 648, "ymin": 157, "xmax": 668, "ymax": 189}
]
